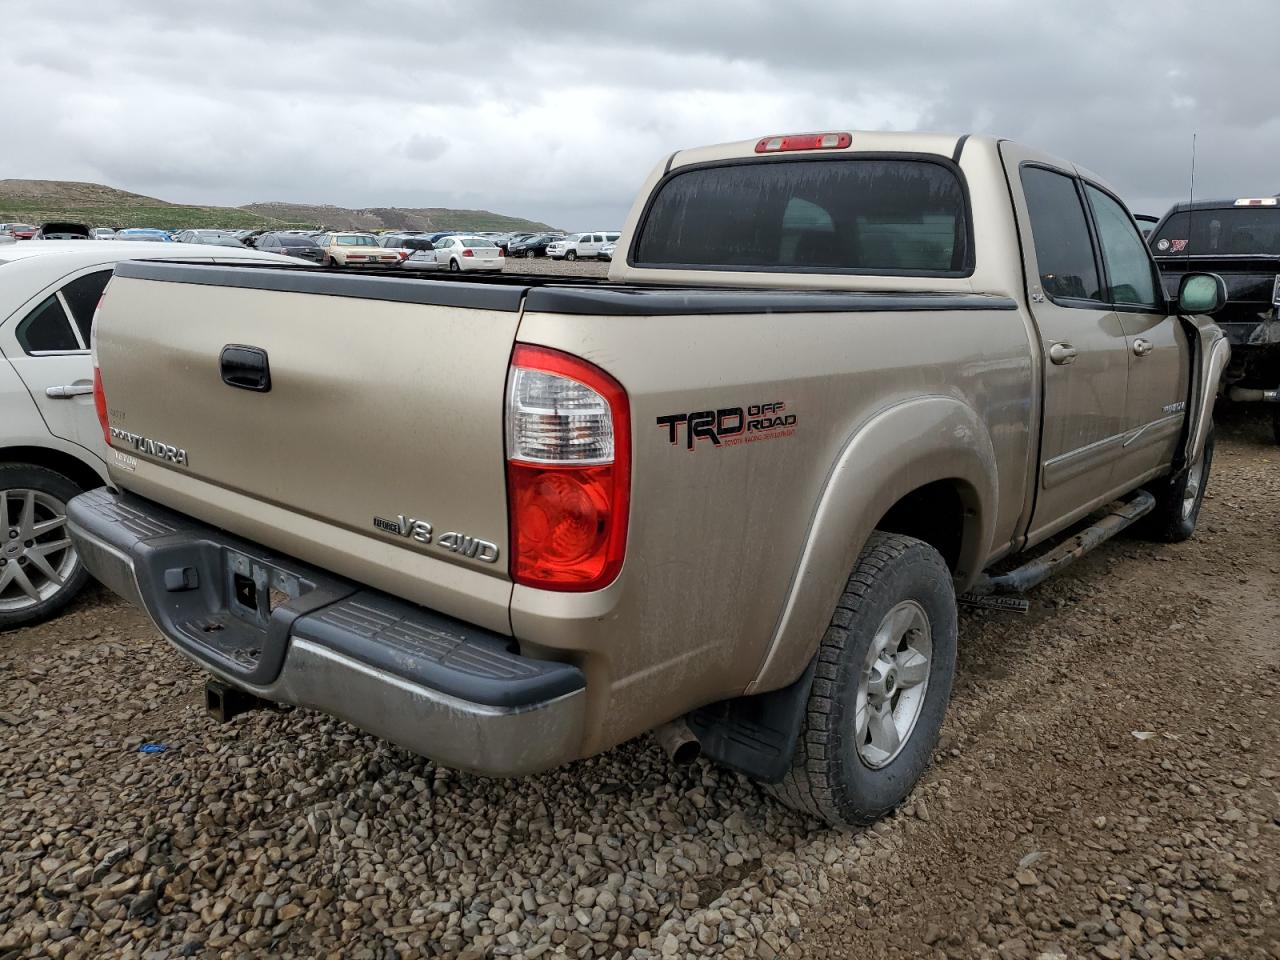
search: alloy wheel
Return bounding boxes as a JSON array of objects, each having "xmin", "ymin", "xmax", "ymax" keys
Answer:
[
  {"xmin": 0, "ymin": 489, "xmax": 79, "ymax": 614},
  {"xmin": 854, "ymin": 600, "xmax": 933, "ymax": 768}
]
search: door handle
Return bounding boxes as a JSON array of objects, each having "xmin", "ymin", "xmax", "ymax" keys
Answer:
[
  {"xmin": 220, "ymin": 345, "xmax": 271, "ymax": 392},
  {"xmin": 45, "ymin": 384, "xmax": 94, "ymax": 399},
  {"xmin": 1048, "ymin": 342, "xmax": 1078, "ymax": 365},
  {"xmin": 1133, "ymin": 338, "xmax": 1153, "ymax": 357}
]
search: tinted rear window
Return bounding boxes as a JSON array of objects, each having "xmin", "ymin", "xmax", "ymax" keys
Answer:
[
  {"xmin": 1151, "ymin": 207, "xmax": 1280, "ymax": 256},
  {"xmin": 633, "ymin": 158, "xmax": 970, "ymax": 275}
]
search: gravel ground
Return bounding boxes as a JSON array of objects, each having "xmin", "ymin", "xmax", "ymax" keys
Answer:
[{"xmin": 0, "ymin": 407, "xmax": 1276, "ymax": 960}]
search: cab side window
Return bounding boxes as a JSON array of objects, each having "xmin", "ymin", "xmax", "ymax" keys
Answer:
[
  {"xmin": 16, "ymin": 295, "xmax": 80, "ymax": 353},
  {"xmin": 1084, "ymin": 184, "xmax": 1160, "ymax": 309},
  {"xmin": 1020, "ymin": 166, "xmax": 1103, "ymax": 303}
]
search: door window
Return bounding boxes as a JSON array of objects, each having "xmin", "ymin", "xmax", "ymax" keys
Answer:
[
  {"xmin": 16, "ymin": 295, "xmax": 80, "ymax": 353},
  {"xmin": 1020, "ymin": 166, "xmax": 1102, "ymax": 303},
  {"xmin": 1084, "ymin": 184, "xmax": 1160, "ymax": 309},
  {"xmin": 59, "ymin": 270, "xmax": 113, "ymax": 344}
]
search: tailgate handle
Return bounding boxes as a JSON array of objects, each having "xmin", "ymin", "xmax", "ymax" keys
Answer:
[{"xmin": 220, "ymin": 345, "xmax": 271, "ymax": 393}]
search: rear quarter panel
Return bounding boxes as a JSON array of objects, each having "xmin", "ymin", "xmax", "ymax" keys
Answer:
[{"xmin": 513, "ymin": 302, "xmax": 1034, "ymax": 753}]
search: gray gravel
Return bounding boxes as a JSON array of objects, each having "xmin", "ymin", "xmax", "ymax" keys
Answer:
[{"xmin": 0, "ymin": 410, "xmax": 1276, "ymax": 960}]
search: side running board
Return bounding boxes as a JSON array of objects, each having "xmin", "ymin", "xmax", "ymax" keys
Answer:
[{"xmin": 961, "ymin": 490, "xmax": 1156, "ymax": 608}]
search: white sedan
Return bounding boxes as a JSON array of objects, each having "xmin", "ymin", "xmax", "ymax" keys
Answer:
[
  {"xmin": 0, "ymin": 240, "xmax": 310, "ymax": 627},
  {"xmin": 433, "ymin": 236, "xmax": 505, "ymax": 272}
]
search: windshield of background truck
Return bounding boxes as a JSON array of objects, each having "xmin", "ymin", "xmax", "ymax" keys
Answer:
[
  {"xmin": 1152, "ymin": 207, "xmax": 1280, "ymax": 256},
  {"xmin": 634, "ymin": 157, "xmax": 969, "ymax": 274}
]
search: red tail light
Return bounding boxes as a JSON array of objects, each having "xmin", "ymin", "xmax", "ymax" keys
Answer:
[
  {"xmin": 93, "ymin": 368, "xmax": 110, "ymax": 443},
  {"xmin": 506, "ymin": 345, "xmax": 630, "ymax": 591},
  {"xmin": 463, "ymin": 248, "xmax": 474, "ymax": 257},
  {"xmin": 90, "ymin": 292, "xmax": 110, "ymax": 443}
]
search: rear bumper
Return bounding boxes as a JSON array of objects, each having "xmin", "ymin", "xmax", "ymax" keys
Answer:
[{"xmin": 67, "ymin": 488, "xmax": 586, "ymax": 775}]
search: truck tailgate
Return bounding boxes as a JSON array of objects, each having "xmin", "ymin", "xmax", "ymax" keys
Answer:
[{"xmin": 95, "ymin": 261, "xmax": 523, "ymax": 631}]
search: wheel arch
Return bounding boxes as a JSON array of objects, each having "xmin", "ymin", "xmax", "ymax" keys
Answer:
[
  {"xmin": 745, "ymin": 395, "xmax": 997, "ymax": 694},
  {"xmin": 0, "ymin": 444, "xmax": 107, "ymax": 492}
]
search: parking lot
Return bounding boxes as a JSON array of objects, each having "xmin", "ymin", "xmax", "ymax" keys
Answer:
[{"xmin": 1, "ymin": 405, "xmax": 1275, "ymax": 960}]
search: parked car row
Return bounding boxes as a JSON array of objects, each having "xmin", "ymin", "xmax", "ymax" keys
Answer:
[{"xmin": 0, "ymin": 222, "xmax": 628, "ymax": 269}]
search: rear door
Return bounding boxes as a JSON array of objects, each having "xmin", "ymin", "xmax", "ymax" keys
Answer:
[
  {"xmin": 0, "ymin": 267, "xmax": 113, "ymax": 454},
  {"xmin": 1002, "ymin": 146, "xmax": 1131, "ymax": 541},
  {"xmin": 1082, "ymin": 181, "xmax": 1190, "ymax": 484}
]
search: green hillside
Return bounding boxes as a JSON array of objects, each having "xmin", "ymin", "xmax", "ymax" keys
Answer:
[{"xmin": 0, "ymin": 179, "xmax": 554, "ymax": 233}]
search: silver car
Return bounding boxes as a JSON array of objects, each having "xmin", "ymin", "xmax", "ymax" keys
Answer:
[{"xmin": 378, "ymin": 234, "xmax": 443, "ymax": 271}]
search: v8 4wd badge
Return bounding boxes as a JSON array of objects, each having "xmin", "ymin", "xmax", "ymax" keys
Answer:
[{"xmin": 372, "ymin": 514, "xmax": 499, "ymax": 563}]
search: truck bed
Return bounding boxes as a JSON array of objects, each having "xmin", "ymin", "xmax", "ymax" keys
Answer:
[{"xmin": 116, "ymin": 258, "xmax": 1016, "ymax": 316}]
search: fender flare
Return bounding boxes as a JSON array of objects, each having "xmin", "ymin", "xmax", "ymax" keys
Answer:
[
  {"xmin": 1177, "ymin": 314, "xmax": 1229, "ymax": 468},
  {"xmin": 745, "ymin": 395, "xmax": 998, "ymax": 694}
]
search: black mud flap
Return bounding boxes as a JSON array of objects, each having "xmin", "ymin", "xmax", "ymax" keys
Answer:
[{"xmin": 687, "ymin": 660, "xmax": 817, "ymax": 784}]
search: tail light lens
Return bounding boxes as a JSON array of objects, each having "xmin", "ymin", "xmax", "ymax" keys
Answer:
[
  {"xmin": 463, "ymin": 248, "xmax": 474, "ymax": 257},
  {"xmin": 506, "ymin": 345, "xmax": 630, "ymax": 591},
  {"xmin": 90, "ymin": 292, "xmax": 110, "ymax": 443}
]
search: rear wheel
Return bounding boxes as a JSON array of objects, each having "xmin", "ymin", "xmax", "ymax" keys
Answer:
[
  {"xmin": 1272, "ymin": 407, "xmax": 1280, "ymax": 446},
  {"xmin": 1141, "ymin": 431, "xmax": 1214, "ymax": 543},
  {"xmin": 565, "ymin": 250, "xmax": 577, "ymax": 261},
  {"xmin": 449, "ymin": 259, "xmax": 460, "ymax": 272},
  {"xmin": 768, "ymin": 532, "xmax": 957, "ymax": 826},
  {"xmin": 0, "ymin": 465, "xmax": 91, "ymax": 630},
  {"xmin": 525, "ymin": 249, "xmax": 536, "ymax": 259}
]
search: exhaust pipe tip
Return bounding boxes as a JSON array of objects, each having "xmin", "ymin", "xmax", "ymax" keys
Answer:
[{"xmin": 654, "ymin": 718, "xmax": 701, "ymax": 765}]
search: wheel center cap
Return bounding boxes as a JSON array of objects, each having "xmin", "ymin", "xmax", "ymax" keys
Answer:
[
  {"xmin": 2, "ymin": 541, "xmax": 20, "ymax": 558},
  {"xmin": 885, "ymin": 669, "xmax": 897, "ymax": 694}
]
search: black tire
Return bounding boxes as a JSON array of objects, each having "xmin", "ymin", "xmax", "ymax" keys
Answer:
[
  {"xmin": 0, "ymin": 464, "xmax": 92, "ymax": 631},
  {"xmin": 449, "ymin": 259, "xmax": 460, "ymax": 272},
  {"xmin": 565, "ymin": 250, "xmax": 577, "ymax": 261},
  {"xmin": 768, "ymin": 532, "xmax": 957, "ymax": 826},
  {"xmin": 1139, "ymin": 431, "xmax": 1215, "ymax": 543},
  {"xmin": 1272, "ymin": 407, "xmax": 1280, "ymax": 446},
  {"xmin": 525, "ymin": 249, "xmax": 536, "ymax": 259}
]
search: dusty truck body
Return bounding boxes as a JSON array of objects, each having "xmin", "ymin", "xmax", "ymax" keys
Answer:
[{"xmin": 69, "ymin": 132, "xmax": 1227, "ymax": 825}]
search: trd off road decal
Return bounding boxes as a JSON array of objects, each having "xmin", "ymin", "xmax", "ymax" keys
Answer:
[{"xmin": 656, "ymin": 402, "xmax": 797, "ymax": 450}]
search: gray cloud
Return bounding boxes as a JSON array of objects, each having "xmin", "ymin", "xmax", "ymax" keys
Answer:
[{"xmin": 3, "ymin": 1, "xmax": 1276, "ymax": 228}]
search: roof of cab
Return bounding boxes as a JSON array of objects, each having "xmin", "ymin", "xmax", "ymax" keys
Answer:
[{"xmin": 667, "ymin": 130, "xmax": 984, "ymax": 171}]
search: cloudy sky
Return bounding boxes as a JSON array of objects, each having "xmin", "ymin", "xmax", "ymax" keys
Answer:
[{"xmin": 3, "ymin": 1, "xmax": 1277, "ymax": 228}]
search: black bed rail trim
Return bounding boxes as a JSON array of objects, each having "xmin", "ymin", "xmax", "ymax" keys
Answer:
[
  {"xmin": 112, "ymin": 259, "xmax": 529, "ymax": 312},
  {"xmin": 112, "ymin": 259, "xmax": 1019, "ymax": 317},
  {"xmin": 524, "ymin": 286, "xmax": 1018, "ymax": 316}
]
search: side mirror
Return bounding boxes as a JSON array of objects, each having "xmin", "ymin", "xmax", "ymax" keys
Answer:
[{"xmin": 1177, "ymin": 272, "xmax": 1227, "ymax": 314}]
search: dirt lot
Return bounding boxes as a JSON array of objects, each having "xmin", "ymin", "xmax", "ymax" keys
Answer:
[{"xmin": 0, "ymin": 406, "xmax": 1276, "ymax": 960}]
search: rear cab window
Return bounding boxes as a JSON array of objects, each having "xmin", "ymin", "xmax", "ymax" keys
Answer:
[{"xmin": 632, "ymin": 156, "xmax": 972, "ymax": 275}]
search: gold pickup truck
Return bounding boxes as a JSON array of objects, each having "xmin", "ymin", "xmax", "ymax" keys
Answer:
[{"xmin": 68, "ymin": 131, "xmax": 1228, "ymax": 826}]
